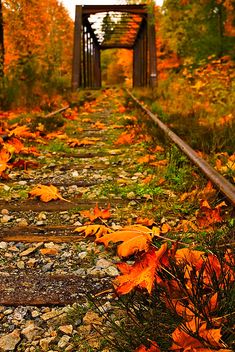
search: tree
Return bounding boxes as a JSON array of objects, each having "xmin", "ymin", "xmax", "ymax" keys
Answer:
[
  {"xmin": 161, "ymin": 0, "xmax": 235, "ymax": 62},
  {"xmin": 0, "ymin": 0, "xmax": 4, "ymax": 78}
]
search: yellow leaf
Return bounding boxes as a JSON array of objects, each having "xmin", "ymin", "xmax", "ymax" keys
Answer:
[
  {"xmin": 74, "ymin": 225, "xmax": 112, "ymax": 239},
  {"xmin": 29, "ymin": 184, "xmax": 68, "ymax": 203}
]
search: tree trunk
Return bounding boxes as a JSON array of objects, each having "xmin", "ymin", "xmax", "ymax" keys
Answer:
[{"xmin": 0, "ymin": 0, "xmax": 4, "ymax": 78}]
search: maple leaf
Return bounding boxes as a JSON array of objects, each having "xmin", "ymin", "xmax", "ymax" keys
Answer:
[
  {"xmin": 150, "ymin": 159, "xmax": 168, "ymax": 167},
  {"xmin": 138, "ymin": 154, "xmax": 156, "ymax": 163},
  {"xmin": 67, "ymin": 138, "xmax": 96, "ymax": 147},
  {"xmin": 115, "ymin": 131, "xmax": 135, "ymax": 145},
  {"xmin": 80, "ymin": 203, "xmax": 111, "ymax": 222},
  {"xmin": 0, "ymin": 149, "xmax": 12, "ymax": 175},
  {"xmin": 196, "ymin": 200, "xmax": 224, "ymax": 228},
  {"xmin": 96, "ymin": 225, "xmax": 152, "ymax": 257},
  {"xmin": 9, "ymin": 125, "xmax": 35, "ymax": 139},
  {"xmin": 136, "ymin": 217, "xmax": 155, "ymax": 226},
  {"xmin": 134, "ymin": 341, "xmax": 160, "ymax": 352},
  {"xmin": 29, "ymin": 184, "xmax": 68, "ymax": 202},
  {"xmin": 74, "ymin": 224, "xmax": 112, "ymax": 239},
  {"xmin": 171, "ymin": 319, "xmax": 223, "ymax": 351},
  {"xmin": 4, "ymin": 138, "xmax": 24, "ymax": 154},
  {"xmin": 114, "ymin": 244, "xmax": 168, "ymax": 294}
]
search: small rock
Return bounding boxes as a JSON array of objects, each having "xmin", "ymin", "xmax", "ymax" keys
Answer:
[
  {"xmin": 42, "ymin": 262, "xmax": 53, "ymax": 272},
  {"xmin": 12, "ymin": 307, "xmax": 28, "ymax": 321},
  {"xmin": 1, "ymin": 209, "xmax": 9, "ymax": 215},
  {"xmin": 31, "ymin": 310, "xmax": 40, "ymax": 318},
  {"xmin": 104, "ymin": 266, "xmax": 119, "ymax": 277},
  {"xmin": 1, "ymin": 215, "xmax": 11, "ymax": 223},
  {"xmin": 3, "ymin": 185, "xmax": 10, "ymax": 192},
  {"xmin": 18, "ymin": 181, "xmax": 27, "ymax": 186},
  {"xmin": 87, "ymin": 267, "xmax": 105, "ymax": 277},
  {"xmin": 58, "ymin": 325, "xmax": 73, "ymax": 335},
  {"xmin": 0, "ymin": 242, "xmax": 7, "ymax": 250},
  {"xmin": 36, "ymin": 221, "xmax": 45, "ymax": 226},
  {"xmin": 18, "ymin": 219, "xmax": 28, "ymax": 227},
  {"xmin": 38, "ymin": 212, "xmax": 47, "ymax": 221},
  {"xmin": 58, "ymin": 335, "xmax": 70, "ymax": 348},
  {"xmin": 39, "ymin": 337, "xmax": 55, "ymax": 351},
  {"xmin": 78, "ymin": 251, "xmax": 87, "ymax": 259},
  {"xmin": 96, "ymin": 258, "xmax": 112, "ymax": 268},
  {"xmin": 41, "ymin": 310, "xmax": 61, "ymax": 321},
  {"xmin": 83, "ymin": 310, "xmax": 103, "ymax": 326},
  {"xmin": 4, "ymin": 309, "xmax": 13, "ymax": 315},
  {"xmin": 20, "ymin": 243, "xmax": 43, "ymax": 257},
  {"xmin": 129, "ymin": 200, "xmax": 137, "ymax": 206},
  {"xmin": 16, "ymin": 260, "xmax": 25, "ymax": 269},
  {"xmin": 8, "ymin": 246, "xmax": 19, "ymax": 252},
  {"xmin": 22, "ymin": 322, "xmax": 42, "ymax": 341},
  {"xmin": 127, "ymin": 191, "xmax": 135, "ymax": 200},
  {"xmin": 71, "ymin": 171, "xmax": 79, "ymax": 177},
  {"xmin": 0, "ymin": 329, "xmax": 21, "ymax": 351}
]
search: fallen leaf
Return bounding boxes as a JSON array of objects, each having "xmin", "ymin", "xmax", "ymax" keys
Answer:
[
  {"xmin": 74, "ymin": 224, "xmax": 112, "ymax": 239},
  {"xmin": 80, "ymin": 203, "xmax": 111, "ymax": 222},
  {"xmin": 40, "ymin": 248, "xmax": 59, "ymax": 256},
  {"xmin": 0, "ymin": 149, "xmax": 12, "ymax": 175},
  {"xmin": 96, "ymin": 228, "xmax": 151, "ymax": 257},
  {"xmin": 134, "ymin": 341, "xmax": 160, "ymax": 352},
  {"xmin": 29, "ymin": 184, "xmax": 68, "ymax": 202},
  {"xmin": 114, "ymin": 244, "xmax": 168, "ymax": 294}
]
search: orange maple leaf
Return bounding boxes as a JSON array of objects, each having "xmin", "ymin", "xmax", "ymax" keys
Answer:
[
  {"xmin": 138, "ymin": 154, "xmax": 156, "ymax": 163},
  {"xmin": 115, "ymin": 131, "xmax": 135, "ymax": 145},
  {"xmin": 114, "ymin": 244, "xmax": 168, "ymax": 294},
  {"xmin": 135, "ymin": 341, "xmax": 160, "ymax": 352},
  {"xmin": 136, "ymin": 217, "xmax": 155, "ymax": 226},
  {"xmin": 171, "ymin": 319, "xmax": 223, "ymax": 351},
  {"xmin": 74, "ymin": 224, "xmax": 112, "ymax": 239},
  {"xmin": 196, "ymin": 200, "xmax": 224, "ymax": 228},
  {"xmin": 9, "ymin": 125, "xmax": 35, "ymax": 139},
  {"xmin": 0, "ymin": 149, "xmax": 12, "ymax": 175},
  {"xmin": 80, "ymin": 203, "xmax": 111, "ymax": 222},
  {"xmin": 29, "ymin": 184, "xmax": 68, "ymax": 202},
  {"xmin": 96, "ymin": 226, "xmax": 152, "ymax": 257}
]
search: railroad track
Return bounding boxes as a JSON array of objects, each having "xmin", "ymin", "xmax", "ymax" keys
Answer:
[
  {"xmin": 0, "ymin": 89, "xmax": 234, "ymax": 350},
  {"xmin": 127, "ymin": 89, "xmax": 235, "ymax": 206}
]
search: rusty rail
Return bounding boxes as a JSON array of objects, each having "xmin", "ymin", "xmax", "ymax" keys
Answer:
[{"xmin": 127, "ymin": 90, "xmax": 235, "ymax": 206}]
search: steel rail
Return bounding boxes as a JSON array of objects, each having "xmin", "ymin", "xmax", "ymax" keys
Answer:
[{"xmin": 127, "ymin": 90, "xmax": 235, "ymax": 206}]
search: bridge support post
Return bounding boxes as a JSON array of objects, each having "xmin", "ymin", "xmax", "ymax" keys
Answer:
[
  {"xmin": 72, "ymin": 6, "xmax": 82, "ymax": 91},
  {"xmin": 147, "ymin": 11, "xmax": 157, "ymax": 88}
]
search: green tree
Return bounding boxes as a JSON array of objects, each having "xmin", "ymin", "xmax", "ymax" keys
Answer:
[{"xmin": 161, "ymin": 0, "xmax": 235, "ymax": 62}]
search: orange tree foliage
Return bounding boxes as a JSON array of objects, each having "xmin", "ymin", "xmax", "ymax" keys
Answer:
[{"xmin": 2, "ymin": 0, "xmax": 73, "ymax": 105}]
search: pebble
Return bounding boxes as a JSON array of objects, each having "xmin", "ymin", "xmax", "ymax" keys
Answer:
[
  {"xmin": 1, "ymin": 209, "xmax": 9, "ymax": 215},
  {"xmin": 0, "ymin": 329, "xmax": 21, "ymax": 351},
  {"xmin": 126, "ymin": 191, "xmax": 136, "ymax": 200},
  {"xmin": 58, "ymin": 335, "xmax": 70, "ymax": 348},
  {"xmin": 16, "ymin": 260, "xmax": 25, "ymax": 269},
  {"xmin": 104, "ymin": 266, "xmax": 119, "ymax": 277},
  {"xmin": 18, "ymin": 219, "xmax": 28, "ymax": 227},
  {"xmin": 0, "ymin": 242, "xmax": 7, "ymax": 249},
  {"xmin": 78, "ymin": 251, "xmax": 87, "ymax": 259},
  {"xmin": 21, "ymin": 322, "xmax": 42, "ymax": 341},
  {"xmin": 58, "ymin": 325, "xmax": 73, "ymax": 335},
  {"xmin": 1, "ymin": 215, "xmax": 12, "ymax": 223}
]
